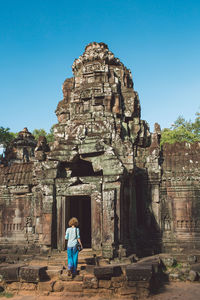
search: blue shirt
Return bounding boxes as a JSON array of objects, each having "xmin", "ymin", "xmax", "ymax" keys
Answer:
[{"xmin": 65, "ymin": 227, "xmax": 80, "ymax": 248}]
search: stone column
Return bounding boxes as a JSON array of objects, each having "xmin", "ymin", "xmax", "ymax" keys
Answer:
[
  {"xmin": 151, "ymin": 183, "xmax": 161, "ymax": 228},
  {"xmin": 57, "ymin": 196, "xmax": 66, "ymax": 251},
  {"xmin": 91, "ymin": 191, "xmax": 102, "ymax": 250},
  {"xmin": 102, "ymin": 189, "xmax": 116, "ymax": 258}
]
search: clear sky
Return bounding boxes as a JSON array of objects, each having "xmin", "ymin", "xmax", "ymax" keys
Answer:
[{"xmin": 0, "ymin": 0, "xmax": 200, "ymax": 133}]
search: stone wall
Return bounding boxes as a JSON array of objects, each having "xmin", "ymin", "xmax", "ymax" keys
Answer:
[{"xmin": 160, "ymin": 142, "xmax": 200, "ymax": 252}]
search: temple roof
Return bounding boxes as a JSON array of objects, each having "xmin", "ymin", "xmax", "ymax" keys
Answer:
[{"xmin": 0, "ymin": 163, "xmax": 33, "ymax": 185}]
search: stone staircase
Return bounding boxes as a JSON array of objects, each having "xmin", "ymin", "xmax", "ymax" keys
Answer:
[
  {"xmin": 0, "ymin": 249, "xmax": 163, "ymax": 298},
  {"xmin": 28, "ymin": 249, "xmax": 101, "ymax": 279}
]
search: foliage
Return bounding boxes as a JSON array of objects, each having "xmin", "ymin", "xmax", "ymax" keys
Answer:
[
  {"xmin": 32, "ymin": 128, "xmax": 48, "ymax": 140},
  {"xmin": 0, "ymin": 291, "xmax": 13, "ymax": 298},
  {"xmin": 32, "ymin": 124, "xmax": 55, "ymax": 143},
  {"xmin": 0, "ymin": 127, "xmax": 16, "ymax": 148},
  {"xmin": 47, "ymin": 124, "xmax": 55, "ymax": 143},
  {"xmin": 160, "ymin": 112, "xmax": 200, "ymax": 146}
]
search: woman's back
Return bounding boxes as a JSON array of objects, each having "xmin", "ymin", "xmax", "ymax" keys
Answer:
[{"xmin": 65, "ymin": 227, "xmax": 80, "ymax": 248}]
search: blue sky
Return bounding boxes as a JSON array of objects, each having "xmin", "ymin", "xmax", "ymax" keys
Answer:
[{"xmin": 0, "ymin": 0, "xmax": 200, "ymax": 133}]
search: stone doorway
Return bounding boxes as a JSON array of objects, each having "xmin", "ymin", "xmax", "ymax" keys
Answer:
[{"xmin": 65, "ymin": 196, "xmax": 91, "ymax": 248}]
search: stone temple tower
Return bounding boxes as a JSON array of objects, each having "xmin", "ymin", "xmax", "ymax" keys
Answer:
[{"xmin": 47, "ymin": 42, "xmax": 151, "ymax": 258}]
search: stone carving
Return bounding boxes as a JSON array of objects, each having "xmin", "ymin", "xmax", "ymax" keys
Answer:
[{"xmin": 163, "ymin": 214, "xmax": 171, "ymax": 231}]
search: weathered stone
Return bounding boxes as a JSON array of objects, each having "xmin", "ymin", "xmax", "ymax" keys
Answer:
[
  {"xmin": 187, "ymin": 255, "xmax": 197, "ymax": 264},
  {"xmin": 21, "ymin": 282, "xmax": 36, "ymax": 290},
  {"xmin": 98, "ymin": 279, "xmax": 111, "ymax": 288},
  {"xmin": 190, "ymin": 263, "xmax": 200, "ymax": 276},
  {"xmin": 53, "ymin": 280, "xmax": 64, "ymax": 292},
  {"xmin": 83, "ymin": 274, "xmax": 98, "ymax": 289},
  {"xmin": 0, "ymin": 285, "xmax": 4, "ymax": 292},
  {"xmin": 117, "ymin": 286, "xmax": 137, "ymax": 296},
  {"xmin": 161, "ymin": 257, "xmax": 176, "ymax": 267},
  {"xmin": 63, "ymin": 281, "xmax": 83, "ymax": 292},
  {"xmin": 37, "ymin": 280, "xmax": 55, "ymax": 292},
  {"xmin": 0, "ymin": 264, "xmax": 25, "ymax": 282},
  {"xmin": 94, "ymin": 265, "xmax": 122, "ymax": 279},
  {"xmin": 6, "ymin": 282, "xmax": 22, "ymax": 291},
  {"xmin": 188, "ymin": 270, "xmax": 198, "ymax": 281},
  {"xmin": 19, "ymin": 265, "xmax": 48, "ymax": 283},
  {"xmin": 126, "ymin": 263, "xmax": 153, "ymax": 281}
]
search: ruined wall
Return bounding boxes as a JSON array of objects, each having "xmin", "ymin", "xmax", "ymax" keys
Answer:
[
  {"xmin": 134, "ymin": 124, "xmax": 162, "ymax": 255},
  {"xmin": 160, "ymin": 142, "xmax": 200, "ymax": 252},
  {"xmin": 0, "ymin": 131, "xmax": 52, "ymax": 252}
]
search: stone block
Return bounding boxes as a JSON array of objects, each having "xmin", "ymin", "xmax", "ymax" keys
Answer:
[
  {"xmin": 127, "ymin": 280, "xmax": 137, "ymax": 287},
  {"xmin": 21, "ymin": 283, "xmax": 36, "ymax": 290},
  {"xmin": 190, "ymin": 263, "xmax": 200, "ymax": 275},
  {"xmin": 46, "ymin": 269, "xmax": 62, "ymax": 279},
  {"xmin": 97, "ymin": 288, "xmax": 113, "ymax": 296},
  {"xmin": 6, "ymin": 282, "xmax": 22, "ymax": 291},
  {"xmin": 37, "ymin": 280, "xmax": 55, "ymax": 292},
  {"xmin": 83, "ymin": 274, "xmax": 98, "ymax": 289},
  {"xmin": 111, "ymin": 275, "xmax": 126, "ymax": 288},
  {"xmin": 94, "ymin": 265, "xmax": 122, "ymax": 279},
  {"xmin": 59, "ymin": 273, "xmax": 73, "ymax": 281},
  {"xmin": 83, "ymin": 288, "xmax": 98, "ymax": 297},
  {"xmin": 169, "ymin": 273, "xmax": 181, "ymax": 281},
  {"xmin": 0, "ymin": 264, "xmax": 25, "ymax": 282},
  {"xmin": 53, "ymin": 280, "xmax": 64, "ymax": 292},
  {"xmin": 126, "ymin": 263, "xmax": 153, "ymax": 281},
  {"xmin": 111, "ymin": 275, "xmax": 126, "ymax": 282},
  {"xmin": 98, "ymin": 279, "xmax": 111, "ymax": 288},
  {"xmin": 84, "ymin": 265, "xmax": 95, "ymax": 274},
  {"xmin": 188, "ymin": 255, "xmax": 197, "ymax": 264},
  {"xmin": 63, "ymin": 281, "xmax": 83, "ymax": 292},
  {"xmin": 188, "ymin": 270, "xmax": 198, "ymax": 281},
  {"xmin": 138, "ymin": 286, "xmax": 150, "ymax": 298},
  {"xmin": 73, "ymin": 275, "xmax": 83, "ymax": 281},
  {"xmin": 117, "ymin": 286, "xmax": 137, "ymax": 296},
  {"xmin": 19, "ymin": 266, "xmax": 48, "ymax": 283},
  {"xmin": 161, "ymin": 256, "xmax": 176, "ymax": 267}
]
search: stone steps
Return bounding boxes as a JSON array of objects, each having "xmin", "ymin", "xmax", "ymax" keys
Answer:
[{"xmin": 0, "ymin": 252, "xmax": 165, "ymax": 298}]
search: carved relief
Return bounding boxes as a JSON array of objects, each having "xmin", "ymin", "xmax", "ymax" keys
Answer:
[{"xmin": 163, "ymin": 214, "xmax": 171, "ymax": 231}]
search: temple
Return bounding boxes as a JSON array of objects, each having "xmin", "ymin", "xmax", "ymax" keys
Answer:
[{"xmin": 0, "ymin": 42, "xmax": 200, "ymax": 258}]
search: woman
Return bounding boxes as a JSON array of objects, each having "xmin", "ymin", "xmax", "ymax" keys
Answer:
[{"xmin": 65, "ymin": 217, "xmax": 83, "ymax": 276}]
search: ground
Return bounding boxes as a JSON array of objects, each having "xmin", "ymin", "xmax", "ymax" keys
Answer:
[{"xmin": 0, "ymin": 282, "xmax": 200, "ymax": 300}]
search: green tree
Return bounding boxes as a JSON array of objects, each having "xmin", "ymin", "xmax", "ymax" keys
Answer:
[
  {"xmin": 160, "ymin": 112, "xmax": 200, "ymax": 146},
  {"xmin": 32, "ymin": 125, "xmax": 55, "ymax": 143},
  {"xmin": 46, "ymin": 124, "xmax": 55, "ymax": 143},
  {"xmin": 32, "ymin": 128, "xmax": 48, "ymax": 141},
  {"xmin": 0, "ymin": 127, "xmax": 16, "ymax": 148}
]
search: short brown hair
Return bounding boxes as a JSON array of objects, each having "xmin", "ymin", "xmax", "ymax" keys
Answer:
[{"xmin": 68, "ymin": 217, "xmax": 79, "ymax": 227}]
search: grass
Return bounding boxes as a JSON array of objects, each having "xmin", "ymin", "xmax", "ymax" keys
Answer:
[{"xmin": 0, "ymin": 291, "xmax": 13, "ymax": 298}]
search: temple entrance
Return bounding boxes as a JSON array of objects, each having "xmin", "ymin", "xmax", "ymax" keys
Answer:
[{"xmin": 65, "ymin": 196, "xmax": 91, "ymax": 248}]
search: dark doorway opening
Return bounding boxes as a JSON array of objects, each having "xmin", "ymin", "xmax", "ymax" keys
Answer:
[{"xmin": 65, "ymin": 196, "xmax": 91, "ymax": 248}]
